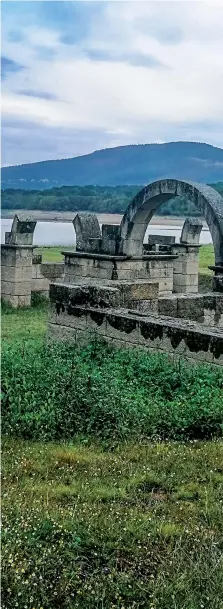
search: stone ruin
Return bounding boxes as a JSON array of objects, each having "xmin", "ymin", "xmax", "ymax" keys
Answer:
[
  {"xmin": 1, "ymin": 214, "xmax": 64, "ymax": 307},
  {"xmin": 1, "ymin": 179, "xmax": 223, "ymax": 364}
]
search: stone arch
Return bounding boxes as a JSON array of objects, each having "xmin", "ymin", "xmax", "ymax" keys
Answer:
[{"xmin": 119, "ymin": 179, "xmax": 223, "ymax": 264}]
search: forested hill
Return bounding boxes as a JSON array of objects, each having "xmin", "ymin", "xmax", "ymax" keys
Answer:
[
  {"xmin": 2, "ymin": 142, "xmax": 223, "ymax": 190},
  {"xmin": 2, "ymin": 182, "xmax": 223, "ymax": 216}
]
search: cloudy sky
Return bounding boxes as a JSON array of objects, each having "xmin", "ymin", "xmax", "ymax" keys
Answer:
[{"xmin": 1, "ymin": 0, "xmax": 223, "ymax": 166}]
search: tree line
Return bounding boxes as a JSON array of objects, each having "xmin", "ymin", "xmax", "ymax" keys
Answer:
[{"xmin": 1, "ymin": 182, "xmax": 223, "ymax": 216}]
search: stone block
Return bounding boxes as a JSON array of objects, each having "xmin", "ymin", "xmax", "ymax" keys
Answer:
[
  {"xmin": 86, "ymin": 266, "xmax": 113, "ymax": 280},
  {"xmin": 148, "ymin": 235, "xmax": 175, "ymax": 245},
  {"xmin": 116, "ymin": 260, "xmax": 144, "ymax": 272},
  {"xmin": 158, "ymin": 278, "xmax": 174, "ymax": 294},
  {"xmin": 41, "ymin": 262, "xmax": 64, "ymax": 280},
  {"xmin": 2, "ymin": 293, "xmax": 31, "ymax": 308},
  {"xmin": 2, "ymin": 265, "xmax": 33, "ymax": 283},
  {"xmin": 158, "ymin": 296, "xmax": 178, "ymax": 317},
  {"xmin": 1, "ymin": 280, "xmax": 31, "ymax": 296},
  {"xmin": 101, "ymin": 224, "xmax": 120, "ymax": 255},
  {"xmin": 1, "ymin": 247, "xmax": 17, "ymax": 266},
  {"xmin": 133, "ymin": 299, "xmax": 158, "ymax": 314},
  {"xmin": 65, "ymin": 255, "xmax": 95, "ymax": 268},
  {"xmin": 114, "ymin": 281, "xmax": 159, "ymax": 306},
  {"xmin": 181, "ymin": 262, "xmax": 198, "ymax": 275},
  {"xmin": 32, "ymin": 278, "xmax": 49, "ymax": 292},
  {"xmin": 50, "ymin": 282, "xmax": 120, "ymax": 309},
  {"xmin": 115, "ymin": 269, "xmax": 140, "ymax": 281},
  {"xmin": 174, "ymin": 274, "xmax": 198, "ymax": 287},
  {"xmin": 177, "ymin": 296, "xmax": 204, "ymax": 321}
]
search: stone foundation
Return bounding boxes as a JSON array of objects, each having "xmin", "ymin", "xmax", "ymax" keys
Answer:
[
  {"xmin": 48, "ymin": 283, "xmax": 223, "ymax": 365},
  {"xmin": 48, "ymin": 284, "xmax": 223, "ymax": 365}
]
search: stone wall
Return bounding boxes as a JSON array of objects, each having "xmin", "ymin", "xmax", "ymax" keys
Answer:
[
  {"xmin": 32, "ymin": 255, "xmax": 64, "ymax": 297},
  {"xmin": 63, "ymin": 251, "xmax": 176, "ymax": 295},
  {"xmin": 48, "ymin": 283, "xmax": 223, "ymax": 366},
  {"xmin": 158, "ymin": 293, "xmax": 223, "ymax": 326}
]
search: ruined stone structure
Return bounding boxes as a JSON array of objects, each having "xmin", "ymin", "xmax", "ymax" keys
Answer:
[
  {"xmin": 47, "ymin": 180, "xmax": 223, "ymax": 365},
  {"xmin": 1, "ymin": 215, "xmax": 64, "ymax": 307},
  {"xmin": 1, "ymin": 180, "xmax": 223, "ymax": 364}
]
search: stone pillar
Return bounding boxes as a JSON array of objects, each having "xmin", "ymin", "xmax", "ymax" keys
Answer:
[
  {"xmin": 1, "ymin": 215, "xmax": 36, "ymax": 307},
  {"xmin": 172, "ymin": 244, "xmax": 200, "ymax": 293},
  {"xmin": 1, "ymin": 245, "xmax": 35, "ymax": 307},
  {"xmin": 73, "ymin": 213, "xmax": 101, "ymax": 253},
  {"xmin": 172, "ymin": 218, "xmax": 203, "ymax": 294},
  {"xmin": 101, "ymin": 224, "xmax": 120, "ymax": 255}
]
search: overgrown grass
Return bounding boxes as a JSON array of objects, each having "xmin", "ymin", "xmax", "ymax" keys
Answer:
[
  {"xmin": 1, "ymin": 246, "xmax": 222, "ymax": 609},
  {"xmin": 2, "ymin": 437, "xmax": 223, "ymax": 609},
  {"xmin": 1, "ymin": 300, "xmax": 48, "ymax": 342},
  {"xmin": 2, "ymin": 338, "xmax": 223, "ymax": 443}
]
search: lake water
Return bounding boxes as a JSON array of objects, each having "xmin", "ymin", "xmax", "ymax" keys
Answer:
[{"xmin": 1, "ymin": 218, "xmax": 213, "ymax": 247}]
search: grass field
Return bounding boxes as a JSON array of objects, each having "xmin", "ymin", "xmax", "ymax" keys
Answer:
[
  {"xmin": 2, "ymin": 243, "xmax": 223, "ymax": 609},
  {"xmin": 2, "ymin": 436, "xmax": 223, "ymax": 609}
]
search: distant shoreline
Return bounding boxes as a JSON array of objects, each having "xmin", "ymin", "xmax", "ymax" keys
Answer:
[{"xmin": 0, "ymin": 209, "xmax": 208, "ymax": 228}]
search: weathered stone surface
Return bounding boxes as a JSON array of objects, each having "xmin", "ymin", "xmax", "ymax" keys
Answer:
[
  {"xmin": 48, "ymin": 303, "xmax": 223, "ymax": 365},
  {"xmin": 73, "ymin": 213, "xmax": 101, "ymax": 252},
  {"xmin": 49, "ymin": 282, "xmax": 121, "ymax": 309},
  {"xmin": 6, "ymin": 214, "xmax": 36, "ymax": 245},
  {"xmin": 148, "ymin": 234, "xmax": 175, "ymax": 245},
  {"xmin": 119, "ymin": 179, "xmax": 223, "ymax": 264},
  {"xmin": 3, "ymin": 294, "xmax": 31, "ymax": 308},
  {"xmin": 1, "ymin": 280, "xmax": 31, "ymax": 296},
  {"xmin": 101, "ymin": 224, "xmax": 120, "ymax": 255},
  {"xmin": 40, "ymin": 262, "xmax": 64, "ymax": 280},
  {"xmin": 180, "ymin": 217, "xmax": 203, "ymax": 245},
  {"xmin": 158, "ymin": 293, "xmax": 223, "ymax": 326}
]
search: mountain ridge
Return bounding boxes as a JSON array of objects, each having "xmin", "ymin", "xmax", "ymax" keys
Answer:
[{"xmin": 2, "ymin": 141, "xmax": 223, "ymax": 190}]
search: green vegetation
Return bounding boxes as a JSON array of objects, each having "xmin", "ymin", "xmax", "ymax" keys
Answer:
[
  {"xmin": 1, "ymin": 300, "xmax": 47, "ymax": 342},
  {"xmin": 38, "ymin": 245, "xmax": 72, "ymax": 262},
  {"xmin": 2, "ymin": 337, "xmax": 223, "ymax": 443},
  {"xmin": 199, "ymin": 244, "xmax": 215, "ymax": 275},
  {"xmin": 1, "ymin": 241, "xmax": 222, "ymax": 609},
  {"xmin": 2, "ymin": 437, "xmax": 223, "ymax": 609},
  {"xmin": 198, "ymin": 245, "xmax": 214, "ymax": 291},
  {"xmin": 2, "ymin": 181, "xmax": 223, "ymax": 215}
]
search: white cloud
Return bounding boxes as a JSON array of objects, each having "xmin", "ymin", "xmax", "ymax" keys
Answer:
[{"xmin": 2, "ymin": 1, "xmax": 223, "ymax": 164}]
